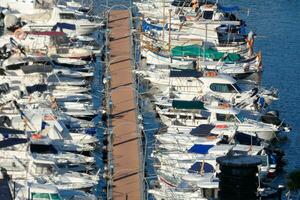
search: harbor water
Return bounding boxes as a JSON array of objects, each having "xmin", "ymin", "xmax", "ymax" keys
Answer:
[{"xmin": 224, "ymin": 0, "xmax": 300, "ymax": 174}]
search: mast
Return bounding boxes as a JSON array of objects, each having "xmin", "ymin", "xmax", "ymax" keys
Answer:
[
  {"xmin": 168, "ymin": 9, "xmax": 172, "ymax": 52},
  {"xmin": 162, "ymin": 0, "xmax": 165, "ymax": 47}
]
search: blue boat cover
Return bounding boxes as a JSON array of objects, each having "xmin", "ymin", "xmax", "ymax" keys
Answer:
[
  {"xmin": 188, "ymin": 162, "xmax": 214, "ymax": 173},
  {"xmin": 218, "ymin": 5, "xmax": 240, "ymax": 13},
  {"xmin": 190, "ymin": 124, "xmax": 215, "ymax": 137},
  {"xmin": 142, "ymin": 20, "xmax": 166, "ymax": 32},
  {"xmin": 142, "ymin": 20, "xmax": 163, "ymax": 32},
  {"xmin": 52, "ymin": 23, "xmax": 76, "ymax": 31},
  {"xmin": 0, "ymin": 138, "xmax": 27, "ymax": 148},
  {"xmin": 169, "ymin": 69, "xmax": 202, "ymax": 78},
  {"xmin": 234, "ymin": 132, "xmax": 261, "ymax": 146},
  {"xmin": 0, "ymin": 127, "xmax": 25, "ymax": 137},
  {"xmin": 142, "ymin": 20, "xmax": 177, "ymax": 32},
  {"xmin": 188, "ymin": 144, "xmax": 214, "ymax": 154}
]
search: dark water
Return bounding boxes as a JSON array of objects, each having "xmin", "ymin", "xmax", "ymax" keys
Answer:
[{"xmin": 229, "ymin": 0, "xmax": 300, "ymax": 170}]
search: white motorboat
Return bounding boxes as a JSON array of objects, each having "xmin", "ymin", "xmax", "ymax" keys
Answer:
[
  {"xmin": 19, "ymin": 6, "xmax": 102, "ymax": 36},
  {"xmin": 14, "ymin": 183, "xmax": 97, "ymax": 200},
  {"xmin": 143, "ymin": 69, "xmax": 278, "ymax": 110},
  {"xmin": 141, "ymin": 49, "xmax": 195, "ymax": 68}
]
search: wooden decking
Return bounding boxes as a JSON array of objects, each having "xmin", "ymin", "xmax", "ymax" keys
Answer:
[{"xmin": 108, "ymin": 10, "xmax": 143, "ymax": 200}]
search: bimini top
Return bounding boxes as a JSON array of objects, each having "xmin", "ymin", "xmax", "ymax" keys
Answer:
[
  {"xmin": 188, "ymin": 144, "xmax": 214, "ymax": 154},
  {"xmin": 188, "ymin": 162, "xmax": 214, "ymax": 173},
  {"xmin": 190, "ymin": 124, "xmax": 217, "ymax": 137},
  {"xmin": 170, "ymin": 69, "xmax": 202, "ymax": 78}
]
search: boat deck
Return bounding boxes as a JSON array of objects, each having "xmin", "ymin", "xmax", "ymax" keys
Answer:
[{"xmin": 108, "ymin": 10, "xmax": 142, "ymax": 200}]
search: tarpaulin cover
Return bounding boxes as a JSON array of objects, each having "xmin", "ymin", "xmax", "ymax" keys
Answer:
[
  {"xmin": 218, "ymin": 5, "xmax": 240, "ymax": 13},
  {"xmin": 169, "ymin": 69, "xmax": 202, "ymax": 78},
  {"xmin": 190, "ymin": 124, "xmax": 215, "ymax": 137},
  {"xmin": 172, "ymin": 100, "xmax": 205, "ymax": 110},
  {"xmin": 188, "ymin": 161, "xmax": 214, "ymax": 173},
  {"xmin": 188, "ymin": 144, "xmax": 214, "ymax": 154},
  {"xmin": 142, "ymin": 20, "xmax": 164, "ymax": 32},
  {"xmin": 21, "ymin": 65, "xmax": 53, "ymax": 74},
  {"xmin": 171, "ymin": 45, "xmax": 241, "ymax": 62}
]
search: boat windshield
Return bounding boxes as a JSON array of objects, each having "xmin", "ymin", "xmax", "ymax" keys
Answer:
[
  {"xmin": 32, "ymin": 193, "xmax": 62, "ymax": 200},
  {"xmin": 232, "ymin": 83, "xmax": 242, "ymax": 93},
  {"xmin": 203, "ymin": 11, "xmax": 214, "ymax": 20},
  {"xmin": 216, "ymin": 113, "xmax": 239, "ymax": 123},
  {"xmin": 235, "ymin": 113, "xmax": 243, "ymax": 123},
  {"xmin": 175, "ymin": 181, "xmax": 196, "ymax": 192},
  {"xmin": 59, "ymin": 13, "xmax": 76, "ymax": 20},
  {"xmin": 210, "ymin": 83, "xmax": 238, "ymax": 93}
]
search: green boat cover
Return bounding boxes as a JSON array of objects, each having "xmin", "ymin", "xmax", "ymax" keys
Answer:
[
  {"xmin": 172, "ymin": 100, "xmax": 205, "ymax": 110},
  {"xmin": 171, "ymin": 45, "xmax": 241, "ymax": 62}
]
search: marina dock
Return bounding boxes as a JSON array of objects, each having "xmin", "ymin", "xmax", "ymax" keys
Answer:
[
  {"xmin": 0, "ymin": 0, "xmax": 296, "ymax": 199},
  {"xmin": 107, "ymin": 10, "xmax": 143, "ymax": 200}
]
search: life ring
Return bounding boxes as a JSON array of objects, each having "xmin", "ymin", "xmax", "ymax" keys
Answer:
[
  {"xmin": 14, "ymin": 29, "xmax": 26, "ymax": 40},
  {"xmin": 31, "ymin": 134, "xmax": 43, "ymax": 140},
  {"xmin": 207, "ymin": 135, "xmax": 217, "ymax": 140},
  {"xmin": 216, "ymin": 124, "xmax": 228, "ymax": 129},
  {"xmin": 206, "ymin": 71, "xmax": 217, "ymax": 77}
]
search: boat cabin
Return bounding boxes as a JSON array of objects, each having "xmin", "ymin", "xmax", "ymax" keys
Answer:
[
  {"xmin": 200, "ymin": 75, "xmax": 243, "ymax": 100},
  {"xmin": 205, "ymin": 103, "xmax": 242, "ymax": 124}
]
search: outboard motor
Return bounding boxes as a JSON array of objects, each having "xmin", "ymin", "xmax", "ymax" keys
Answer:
[
  {"xmin": 0, "ymin": 44, "xmax": 11, "ymax": 59},
  {"xmin": 0, "ymin": 83, "xmax": 10, "ymax": 95},
  {"xmin": 9, "ymin": 37, "xmax": 26, "ymax": 56},
  {"xmin": 0, "ymin": 116, "xmax": 11, "ymax": 127},
  {"xmin": 261, "ymin": 110, "xmax": 291, "ymax": 132}
]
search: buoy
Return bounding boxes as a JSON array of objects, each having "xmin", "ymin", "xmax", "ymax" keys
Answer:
[{"xmin": 14, "ymin": 28, "xmax": 26, "ymax": 40}]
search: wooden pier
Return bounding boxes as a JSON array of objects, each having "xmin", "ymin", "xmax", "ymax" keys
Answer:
[{"xmin": 107, "ymin": 10, "xmax": 143, "ymax": 200}]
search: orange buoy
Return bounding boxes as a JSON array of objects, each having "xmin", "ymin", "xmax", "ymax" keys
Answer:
[{"xmin": 14, "ymin": 29, "xmax": 26, "ymax": 40}]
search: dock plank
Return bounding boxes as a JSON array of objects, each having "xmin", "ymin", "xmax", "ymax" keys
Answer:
[{"xmin": 108, "ymin": 10, "xmax": 142, "ymax": 200}]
